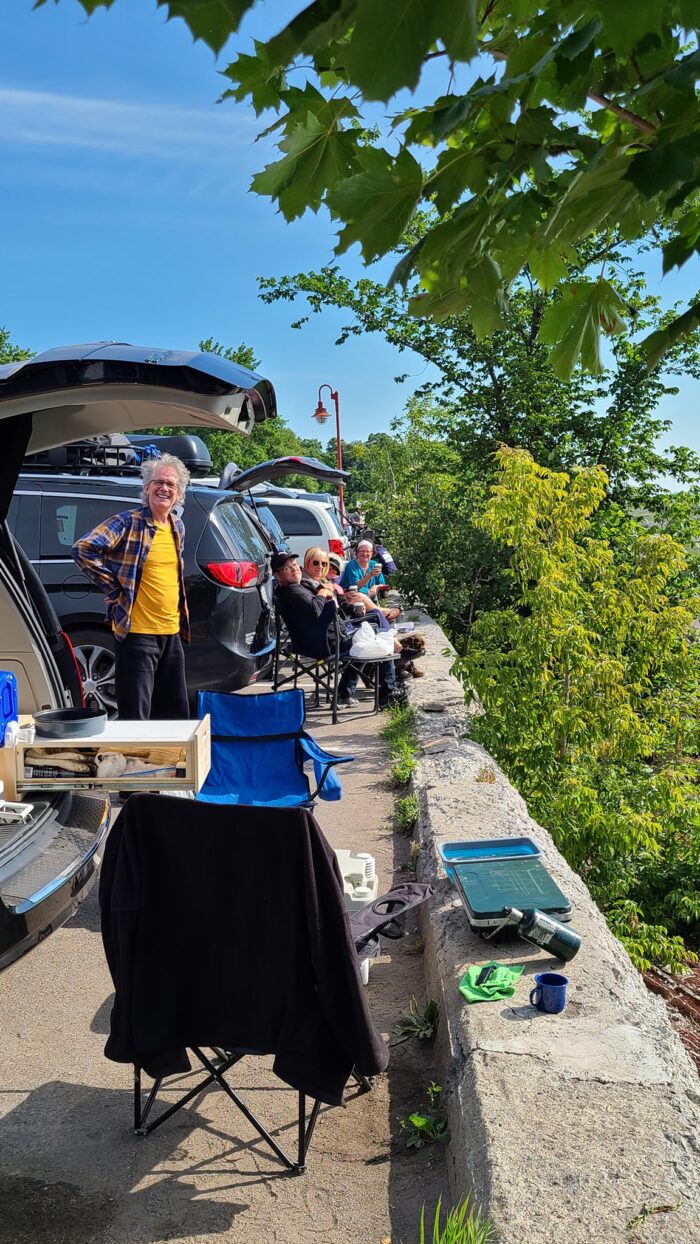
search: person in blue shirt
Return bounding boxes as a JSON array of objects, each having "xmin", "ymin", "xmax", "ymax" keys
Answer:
[{"xmin": 340, "ymin": 540, "xmax": 385, "ymax": 600}]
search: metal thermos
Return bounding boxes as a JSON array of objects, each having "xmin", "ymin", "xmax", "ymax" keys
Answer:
[{"xmin": 507, "ymin": 906, "xmax": 581, "ymax": 961}]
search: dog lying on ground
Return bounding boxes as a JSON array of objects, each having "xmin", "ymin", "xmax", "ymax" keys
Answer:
[
  {"xmin": 397, "ymin": 632, "xmax": 426, "ymax": 679},
  {"xmin": 360, "ymin": 631, "xmax": 426, "ymax": 687}
]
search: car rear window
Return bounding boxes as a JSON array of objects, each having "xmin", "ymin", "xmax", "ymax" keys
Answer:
[
  {"xmin": 267, "ymin": 503, "xmax": 323, "ymax": 536},
  {"xmin": 253, "ymin": 503, "xmax": 289, "ymax": 549},
  {"xmin": 40, "ymin": 496, "xmax": 129, "ymax": 557},
  {"xmin": 214, "ymin": 499, "xmax": 270, "ymax": 564},
  {"xmin": 324, "ymin": 506, "xmax": 345, "ymax": 537}
]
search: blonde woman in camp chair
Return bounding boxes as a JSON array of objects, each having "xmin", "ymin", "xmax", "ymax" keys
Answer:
[
  {"xmin": 303, "ymin": 547, "xmax": 398, "ymax": 637},
  {"xmin": 302, "ymin": 547, "xmax": 344, "ymax": 598}
]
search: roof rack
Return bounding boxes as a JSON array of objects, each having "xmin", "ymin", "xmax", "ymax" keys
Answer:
[
  {"xmin": 22, "ymin": 433, "xmax": 213, "ymax": 477},
  {"xmin": 22, "ymin": 435, "xmax": 146, "ymax": 476}
]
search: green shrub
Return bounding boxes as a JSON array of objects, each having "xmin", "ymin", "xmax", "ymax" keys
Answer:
[
  {"xmin": 395, "ymin": 794, "xmax": 419, "ymax": 835},
  {"xmin": 390, "ymin": 997, "xmax": 439, "ymax": 1045}
]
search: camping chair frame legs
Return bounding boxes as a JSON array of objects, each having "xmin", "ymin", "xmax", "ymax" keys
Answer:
[
  {"xmin": 273, "ymin": 620, "xmax": 343, "ymax": 722},
  {"xmin": 133, "ymin": 1048, "xmax": 322, "ymax": 1174},
  {"xmin": 273, "ymin": 630, "xmax": 392, "ymax": 725}
]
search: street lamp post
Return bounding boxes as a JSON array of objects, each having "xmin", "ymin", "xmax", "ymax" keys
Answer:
[{"xmin": 312, "ymin": 383, "xmax": 345, "ymax": 524}]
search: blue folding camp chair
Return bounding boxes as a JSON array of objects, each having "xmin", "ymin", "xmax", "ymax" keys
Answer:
[{"xmin": 196, "ymin": 689, "xmax": 354, "ymax": 807}]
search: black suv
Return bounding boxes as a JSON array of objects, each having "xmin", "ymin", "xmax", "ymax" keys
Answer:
[
  {"xmin": 0, "ymin": 341, "xmax": 277, "ymax": 969},
  {"xmin": 11, "ymin": 448, "xmax": 278, "ymax": 714}
]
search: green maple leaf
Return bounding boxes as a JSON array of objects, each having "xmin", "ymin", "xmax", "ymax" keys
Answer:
[
  {"xmin": 626, "ymin": 131, "xmax": 700, "ymax": 196},
  {"xmin": 539, "ymin": 280, "xmax": 628, "ymax": 378},
  {"xmin": 642, "ymin": 300, "xmax": 700, "ymax": 370},
  {"xmin": 45, "ymin": 0, "xmax": 254, "ymax": 47},
  {"xmin": 528, "ymin": 248, "xmax": 569, "ymax": 291},
  {"xmin": 265, "ymin": 0, "xmax": 359, "ymax": 68},
  {"xmin": 410, "ymin": 255, "xmax": 507, "ymax": 335},
  {"xmin": 157, "ymin": 1, "xmax": 254, "ymax": 54},
  {"xmin": 251, "ymin": 106, "xmax": 360, "ymax": 220},
  {"xmin": 35, "ymin": 0, "xmax": 116, "ymax": 9},
  {"xmin": 221, "ymin": 41, "xmax": 286, "ymax": 114},
  {"xmin": 329, "ymin": 148, "xmax": 424, "ymax": 261},
  {"xmin": 426, "ymin": 149, "xmax": 488, "ymax": 215},
  {"xmin": 662, "ymin": 208, "xmax": 700, "ymax": 273},
  {"xmin": 599, "ymin": 0, "xmax": 667, "ymax": 54},
  {"xmin": 343, "ymin": 0, "xmax": 477, "ymax": 102},
  {"xmin": 540, "ymin": 156, "xmax": 641, "ymax": 249}
]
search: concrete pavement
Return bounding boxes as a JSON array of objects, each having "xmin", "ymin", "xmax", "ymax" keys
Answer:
[{"xmin": 0, "ymin": 688, "xmax": 447, "ymax": 1244}]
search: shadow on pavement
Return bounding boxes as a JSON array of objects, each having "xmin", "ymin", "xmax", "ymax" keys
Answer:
[{"xmin": 0, "ymin": 1079, "xmax": 306, "ymax": 1243}]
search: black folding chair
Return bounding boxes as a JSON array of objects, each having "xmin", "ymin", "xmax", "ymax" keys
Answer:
[
  {"xmin": 272, "ymin": 601, "xmax": 397, "ymax": 724},
  {"xmin": 132, "ymin": 1049, "xmax": 323, "ymax": 1173},
  {"xmin": 131, "ymin": 882, "xmax": 434, "ymax": 1169},
  {"xmin": 100, "ymin": 798, "xmax": 390, "ymax": 1177},
  {"xmin": 272, "ymin": 598, "xmax": 343, "ymax": 719}
]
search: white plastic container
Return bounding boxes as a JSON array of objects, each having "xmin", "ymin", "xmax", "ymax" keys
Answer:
[
  {"xmin": 356, "ymin": 852, "xmax": 376, "ymax": 883},
  {"xmin": 334, "ymin": 848, "xmax": 380, "ymax": 912}
]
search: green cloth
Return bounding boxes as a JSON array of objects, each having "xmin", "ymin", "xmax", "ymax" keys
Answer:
[{"xmin": 458, "ymin": 961, "xmax": 524, "ymax": 1004}]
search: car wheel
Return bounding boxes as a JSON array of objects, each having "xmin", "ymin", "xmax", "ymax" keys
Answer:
[{"xmin": 70, "ymin": 628, "xmax": 118, "ymax": 717}]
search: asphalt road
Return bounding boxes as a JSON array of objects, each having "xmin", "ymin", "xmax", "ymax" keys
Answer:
[{"xmin": 0, "ymin": 690, "xmax": 447, "ymax": 1244}]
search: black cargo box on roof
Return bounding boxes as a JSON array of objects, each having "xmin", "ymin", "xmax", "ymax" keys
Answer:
[
  {"xmin": 23, "ymin": 433, "xmax": 138, "ymax": 474},
  {"xmin": 129, "ymin": 434, "xmax": 213, "ymax": 477}
]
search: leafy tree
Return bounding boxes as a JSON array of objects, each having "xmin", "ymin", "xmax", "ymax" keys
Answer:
[
  {"xmin": 454, "ymin": 446, "xmax": 700, "ymax": 969},
  {"xmin": 260, "ymin": 249, "xmax": 700, "ymax": 510},
  {"xmin": 198, "ymin": 336, "xmax": 260, "ymax": 372},
  {"xmin": 55, "ymin": 1, "xmax": 700, "ymax": 371},
  {"xmin": 0, "ymin": 326, "xmax": 32, "ymax": 364}
]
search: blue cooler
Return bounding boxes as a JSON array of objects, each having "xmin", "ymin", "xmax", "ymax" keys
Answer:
[{"xmin": 0, "ymin": 671, "xmax": 19, "ymax": 745}]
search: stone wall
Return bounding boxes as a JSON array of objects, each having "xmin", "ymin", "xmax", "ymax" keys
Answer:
[{"xmin": 403, "ymin": 607, "xmax": 700, "ymax": 1244}]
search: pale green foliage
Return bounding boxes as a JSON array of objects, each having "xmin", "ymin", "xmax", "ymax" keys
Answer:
[
  {"xmin": 394, "ymin": 793, "xmax": 419, "ymax": 836},
  {"xmin": 419, "ymin": 1196, "xmax": 497, "ymax": 1244},
  {"xmin": 454, "ymin": 447, "xmax": 700, "ymax": 967},
  {"xmin": 52, "ymin": 0, "xmax": 700, "ymax": 371},
  {"xmin": 400, "ymin": 1082, "xmax": 450, "ymax": 1150},
  {"xmin": 381, "ymin": 703, "xmax": 418, "ymax": 787}
]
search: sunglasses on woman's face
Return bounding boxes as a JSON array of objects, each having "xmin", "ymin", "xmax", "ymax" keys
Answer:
[{"xmin": 310, "ymin": 559, "xmax": 328, "ymax": 567}]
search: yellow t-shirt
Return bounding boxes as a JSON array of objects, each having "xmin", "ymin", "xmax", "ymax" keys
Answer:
[{"xmin": 129, "ymin": 522, "xmax": 181, "ymax": 635}]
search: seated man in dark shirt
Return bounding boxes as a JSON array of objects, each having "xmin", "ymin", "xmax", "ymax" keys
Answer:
[{"xmin": 272, "ymin": 552, "xmax": 403, "ymax": 709}]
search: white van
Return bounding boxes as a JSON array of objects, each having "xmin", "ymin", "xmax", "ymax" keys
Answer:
[{"xmin": 256, "ymin": 495, "xmax": 350, "ymax": 566}]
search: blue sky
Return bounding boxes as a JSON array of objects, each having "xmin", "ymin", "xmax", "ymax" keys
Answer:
[{"xmin": 1, "ymin": 1, "xmax": 699, "ymax": 457}]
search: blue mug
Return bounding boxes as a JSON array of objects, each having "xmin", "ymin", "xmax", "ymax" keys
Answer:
[{"xmin": 529, "ymin": 972, "xmax": 568, "ymax": 1014}]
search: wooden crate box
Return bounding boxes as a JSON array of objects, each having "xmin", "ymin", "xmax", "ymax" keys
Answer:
[{"xmin": 0, "ymin": 717, "xmax": 210, "ymax": 801}]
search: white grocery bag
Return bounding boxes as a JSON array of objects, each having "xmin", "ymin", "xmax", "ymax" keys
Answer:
[{"xmin": 349, "ymin": 621, "xmax": 394, "ymax": 659}]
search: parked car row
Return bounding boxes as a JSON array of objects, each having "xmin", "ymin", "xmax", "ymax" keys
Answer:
[
  {"xmin": 10, "ymin": 468, "xmax": 278, "ymax": 714},
  {"xmin": 0, "ymin": 343, "xmax": 349, "ymax": 972},
  {"xmin": 0, "ymin": 341, "xmax": 285, "ymax": 971}
]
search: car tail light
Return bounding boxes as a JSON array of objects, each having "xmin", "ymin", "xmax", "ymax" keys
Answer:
[
  {"xmin": 328, "ymin": 538, "xmax": 345, "ymax": 556},
  {"xmin": 204, "ymin": 560, "xmax": 259, "ymax": 588},
  {"xmin": 60, "ymin": 630, "xmax": 86, "ymax": 707}
]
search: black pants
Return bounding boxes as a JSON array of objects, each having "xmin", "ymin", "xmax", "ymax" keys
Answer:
[{"xmin": 115, "ymin": 633, "xmax": 189, "ymax": 720}]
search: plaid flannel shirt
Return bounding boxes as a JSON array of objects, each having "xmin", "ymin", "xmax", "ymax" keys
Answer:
[{"xmin": 71, "ymin": 505, "xmax": 190, "ymax": 643}]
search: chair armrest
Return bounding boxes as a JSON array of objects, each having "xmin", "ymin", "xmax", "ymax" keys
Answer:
[
  {"xmin": 299, "ymin": 734, "xmax": 354, "ymax": 802},
  {"xmin": 299, "ymin": 735, "xmax": 354, "ymax": 767}
]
